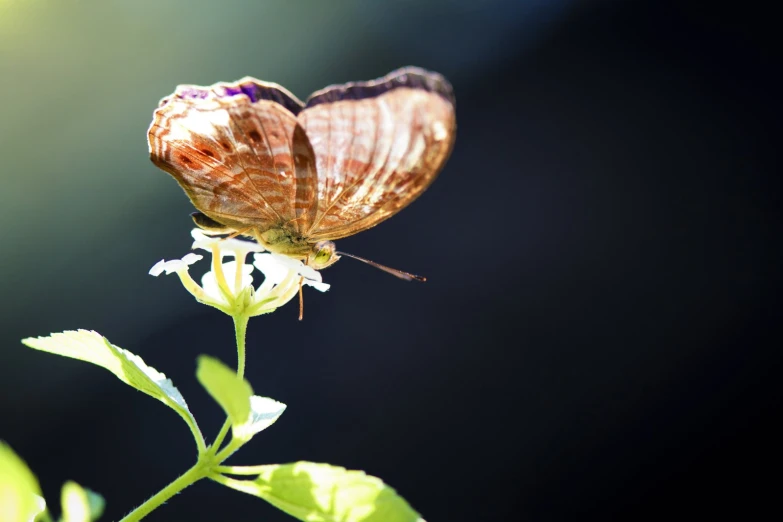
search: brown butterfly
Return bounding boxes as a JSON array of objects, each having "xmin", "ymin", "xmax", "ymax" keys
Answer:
[{"xmin": 148, "ymin": 67, "xmax": 456, "ymax": 282}]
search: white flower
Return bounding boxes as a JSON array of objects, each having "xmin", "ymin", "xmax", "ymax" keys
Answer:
[
  {"xmin": 149, "ymin": 253, "xmax": 203, "ymax": 276},
  {"xmin": 253, "ymin": 253, "xmax": 330, "ymax": 292},
  {"xmin": 149, "ymin": 229, "xmax": 329, "ymax": 317}
]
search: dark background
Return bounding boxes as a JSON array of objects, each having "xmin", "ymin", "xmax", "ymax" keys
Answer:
[{"xmin": 1, "ymin": 0, "xmax": 780, "ymax": 520}]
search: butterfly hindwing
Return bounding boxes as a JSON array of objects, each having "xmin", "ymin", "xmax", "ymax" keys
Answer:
[{"xmin": 297, "ymin": 67, "xmax": 456, "ymax": 241}]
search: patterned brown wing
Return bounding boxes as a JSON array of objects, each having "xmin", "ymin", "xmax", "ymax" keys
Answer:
[
  {"xmin": 148, "ymin": 78, "xmax": 317, "ymax": 235},
  {"xmin": 297, "ymin": 67, "xmax": 456, "ymax": 241}
]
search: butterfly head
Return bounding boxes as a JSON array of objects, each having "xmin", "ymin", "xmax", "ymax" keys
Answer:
[{"xmin": 307, "ymin": 240, "xmax": 341, "ymax": 270}]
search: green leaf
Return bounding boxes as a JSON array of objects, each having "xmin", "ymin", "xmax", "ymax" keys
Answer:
[
  {"xmin": 22, "ymin": 330, "xmax": 202, "ymax": 448},
  {"xmin": 196, "ymin": 356, "xmax": 286, "ymax": 441},
  {"xmin": 196, "ymin": 355, "xmax": 252, "ymax": 428},
  {"xmin": 238, "ymin": 395, "xmax": 286, "ymax": 441},
  {"xmin": 216, "ymin": 462, "xmax": 424, "ymax": 522},
  {"xmin": 0, "ymin": 441, "xmax": 47, "ymax": 522},
  {"xmin": 61, "ymin": 481, "xmax": 104, "ymax": 522}
]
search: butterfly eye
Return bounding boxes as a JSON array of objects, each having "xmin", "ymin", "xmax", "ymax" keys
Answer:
[
  {"xmin": 310, "ymin": 240, "xmax": 338, "ymax": 269},
  {"xmin": 315, "ymin": 248, "xmax": 331, "ymax": 264}
]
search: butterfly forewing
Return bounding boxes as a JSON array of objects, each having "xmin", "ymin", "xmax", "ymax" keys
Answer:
[
  {"xmin": 148, "ymin": 79, "xmax": 313, "ymax": 234},
  {"xmin": 298, "ymin": 67, "xmax": 456, "ymax": 241}
]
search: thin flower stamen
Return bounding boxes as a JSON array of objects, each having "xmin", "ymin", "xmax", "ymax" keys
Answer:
[
  {"xmin": 234, "ymin": 252, "xmax": 246, "ymax": 293},
  {"xmin": 210, "ymin": 244, "xmax": 234, "ymax": 302}
]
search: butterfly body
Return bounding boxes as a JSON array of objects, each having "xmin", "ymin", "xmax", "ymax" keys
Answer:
[
  {"xmin": 256, "ymin": 228, "xmax": 338, "ymax": 270},
  {"xmin": 148, "ymin": 67, "xmax": 456, "ymax": 271},
  {"xmin": 255, "ymin": 226, "xmax": 311, "ymax": 256},
  {"xmin": 190, "ymin": 211, "xmax": 336, "ymax": 268}
]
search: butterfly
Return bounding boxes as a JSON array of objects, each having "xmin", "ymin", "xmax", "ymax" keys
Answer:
[{"xmin": 148, "ymin": 67, "xmax": 456, "ymax": 281}]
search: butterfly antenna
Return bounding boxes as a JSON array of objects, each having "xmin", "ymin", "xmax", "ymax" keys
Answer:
[
  {"xmin": 336, "ymin": 252, "xmax": 427, "ymax": 282},
  {"xmin": 298, "ymin": 276, "xmax": 305, "ymax": 321}
]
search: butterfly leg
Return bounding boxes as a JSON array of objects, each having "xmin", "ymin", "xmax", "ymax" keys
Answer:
[
  {"xmin": 298, "ymin": 276, "xmax": 304, "ymax": 321},
  {"xmin": 225, "ymin": 228, "xmax": 252, "ymax": 240}
]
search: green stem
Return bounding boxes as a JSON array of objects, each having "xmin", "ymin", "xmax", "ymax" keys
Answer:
[
  {"xmin": 118, "ymin": 313, "xmax": 253, "ymax": 520},
  {"xmin": 210, "ymin": 419, "xmax": 232, "ymax": 456},
  {"xmin": 185, "ymin": 415, "xmax": 207, "ymax": 455},
  {"xmin": 208, "ymin": 472, "xmax": 273, "ymax": 498},
  {"xmin": 214, "ymin": 437, "xmax": 244, "ymax": 462},
  {"xmin": 208, "ymin": 314, "xmax": 250, "ymax": 454},
  {"xmin": 118, "ymin": 461, "xmax": 207, "ymax": 522},
  {"xmin": 235, "ymin": 314, "xmax": 249, "ymax": 378},
  {"xmin": 214, "ymin": 464, "xmax": 270, "ymax": 475},
  {"xmin": 208, "ymin": 472, "xmax": 254, "ymax": 493}
]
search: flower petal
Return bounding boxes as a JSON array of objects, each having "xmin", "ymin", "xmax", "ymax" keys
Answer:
[
  {"xmin": 191, "ymin": 229, "xmax": 264, "ymax": 258},
  {"xmin": 252, "ymin": 253, "xmax": 290, "ymax": 285},
  {"xmin": 252, "ymin": 252, "xmax": 325, "ymax": 286},
  {"xmin": 149, "ymin": 253, "xmax": 203, "ymax": 276},
  {"xmin": 271, "ymin": 253, "xmax": 322, "ymax": 282},
  {"xmin": 304, "ymin": 280, "xmax": 330, "ymax": 292}
]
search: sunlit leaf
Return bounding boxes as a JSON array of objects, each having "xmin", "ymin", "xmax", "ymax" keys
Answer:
[
  {"xmin": 216, "ymin": 462, "xmax": 424, "ymax": 522},
  {"xmin": 196, "ymin": 355, "xmax": 252, "ymax": 428},
  {"xmin": 196, "ymin": 356, "xmax": 285, "ymax": 442},
  {"xmin": 0, "ymin": 441, "xmax": 47, "ymax": 522},
  {"xmin": 61, "ymin": 481, "xmax": 103, "ymax": 522},
  {"xmin": 236, "ymin": 396, "xmax": 286, "ymax": 440},
  {"xmin": 22, "ymin": 330, "xmax": 202, "ymax": 446}
]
